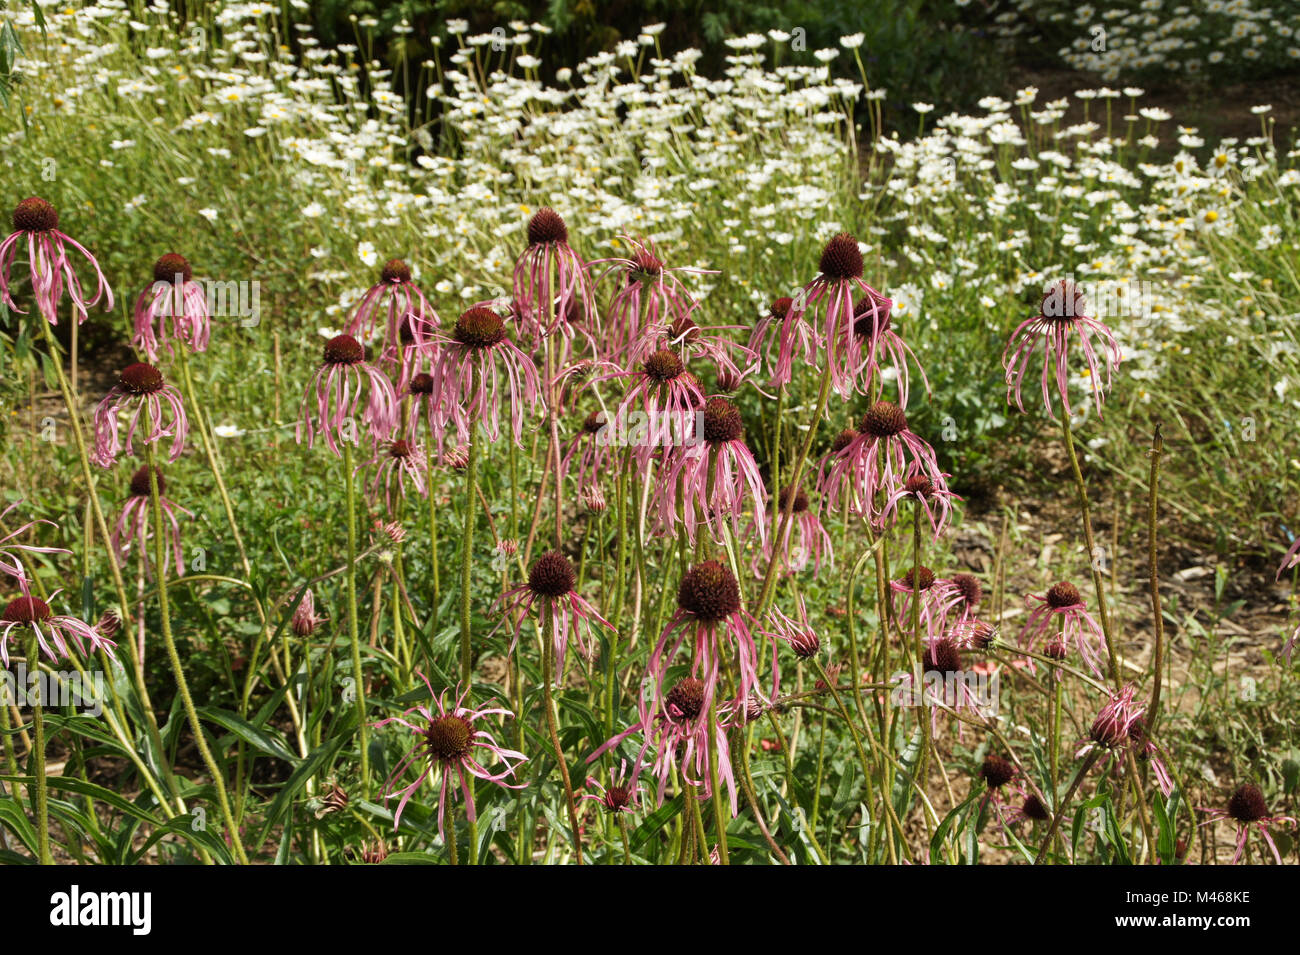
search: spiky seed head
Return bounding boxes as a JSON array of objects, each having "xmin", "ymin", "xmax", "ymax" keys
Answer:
[
  {"xmin": 1040, "ymin": 278, "xmax": 1088, "ymax": 321},
  {"xmin": 1227, "ymin": 784, "xmax": 1269, "ymax": 823},
  {"xmin": 12, "ymin": 197, "xmax": 58, "ymax": 233},
  {"xmin": 643, "ymin": 348, "xmax": 684, "ymax": 382},
  {"xmin": 666, "ymin": 677, "xmax": 706, "ymax": 722},
  {"xmin": 769, "ymin": 296, "xmax": 793, "ymax": 320},
  {"xmin": 424, "ymin": 714, "xmax": 473, "ymax": 762},
  {"xmin": 900, "ymin": 566, "xmax": 935, "ymax": 591},
  {"xmin": 528, "ymin": 551, "xmax": 576, "ymax": 598},
  {"xmin": 323, "ymin": 334, "xmax": 364, "ymax": 366},
  {"xmin": 2, "ymin": 596, "xmax": 53, "ymax": 624},
  {"xmin": 1022, "ymin": 794, "xmax": 1050, "ymax": 821},
  {"xmin": 381, "ymin": 258, "xmax": 411, "ymax": 283},
  {"xmin": 1046, "ymin": 581, "xmax": 1081, "ymax": 609},
  {"xmin": 980, "ymin": 754, "xmax": 1016, "ymax": 789},
  {"xmin": 830, "ymin": 428, "xmax": 859, "ymax": 454},
  {"xmin": 952, "ymin": 573, "xmax": 982, "ymax": 609},
  {"xmin": 153, "ymin": 253, "xmax": 192, "ymax": 283},
  {"xmin": 779, "ymin": 484, "xmax": 809, "ymax": 514},
  {"xmin": 818, "ymin": 232, "xmax": 863, "ymax": 280},
  {"xmin": 119, "ymin": 362, "xmax": 165, "ymax": 395},
  {"xmin": 527, "ymin": 207, "xmax": 568, "ymax": 246},
  {"xmin": 677, "ymin": 559, "xmax": 741, "ymax": 622},
  {"xmin": 410, "ymin": 372, "xmax": 435, "ymax": 395},
  {"xmin": 702, "ymin": 397, "xmax": 743, "ymax": 445},
  {"xmin": 453, "ymin": 307, "xmax": 506, "ymax": 348},
  {"xmin": 925, "ymin": 638, "xmax": 962, "ymax": 676},
  {"xmin": 905, "ymin": 473, "xmax": 934, "ymax": 498},
  {"xmin": 129, "ymin": 465, "xmax": 164, "ymax": 498},
  {"xmin": 860, "ymin": 401, "xmax": 908, "ymax": 439}
]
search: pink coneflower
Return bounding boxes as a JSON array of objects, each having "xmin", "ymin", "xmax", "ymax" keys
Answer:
[
  {"xmin": 0, "ymin": 594, "xmax": 115, "ymax": 667},
  {"xmin": 764, "ymin": 595, "xmax": 821, "ymax": 661},
  {"xmin": 131, "ymin": 253, "xmax": 211, "ymax": 361},
  {"xmin": 513, "ymin": 208, "xmax": 596, "ymax": 350},
  {"xmin": 346, "ymin": 258, "xmax": 438, "ymax": 353},
  {"xmin": 290, "ymin": 587, "xmax": 326, "ymax": 637},
  {"xmin": 653, "ymin": 398, "xmax": 766, "ymax": 546},
  {"xmin": 91, "ymin": 362, "xmax": 189, "ymax": 468},
  {"xmin": 626, "ymin": 310, "xmax": 755, "ymax": 388},
  {"xmin": 1087, "ymin": 683, "xmax": 1146, "ymax": 750},
  {"xmin": 403, "ymin": 371, "xmax": 450, "ymax": 454},
  {"xmin": 848, "ymin": 292, "xmax": 928, "ymax": 405},
  {"xmin": 1199, "ymin": 783, "xmax": 1296, "ymax": 864},
  {"xmin": 950, "ymin": 617, "xmax": 999, "ymax": 652},
  {"xmin": 977, "ymin": 753, "xmax": 1021, "ymax": 826},
  {"xmin": 878, "ymin": 467, "xmax": 960, "ymax": 539},
  {"xmin": 592, "ymin": 676, "xmax": 737, "ymax": 814},
  {"xmin": 560, "ymin": 409, "xmax": 615, "ymax": 501},
  {"xmin": 785, "ymin": 232, "xmax": 896, "ymax": 399},
  {"xmin": 905, "ymin": 635, "xmax": 991, "ymax": 734},
  {"xmin": 1006, "ymin": 792, "xmax": 1056, "ymax": 827},
  {"xmin": 496, "ymin": 551, "xmax": 612, "ymax": 678},
  {"xmin": 296, "ymin": 333, "xmax": 398, "ymax": 457},
  {"xmin": 1020, "ymin": 581, "xmax": 1108, "ymax": 676},
  {"xmin": 0, "ymin": 501, "xmax": 71, "ymax": 596},
  {"xmin": 644, "ymin": 560, "xmax": 764, "ymax": 734},
  {"xmin": 590, "ymin": 235, "xmax": 710, "ymax": 355},
  {"xmin": 751, "ymin": 483, "xmax": 833, "ymax": 577},
  {"xmin": 0, "ymin": 197, "xmax": 113, "ymax": 324},
  {"xmin": 110, "ymin": 466, "xmax": 193, "ymax": 579},
  {"xmin": 817, "ymin": 401, "xmax": 943, "ymax": 524},
  {"xmin": 1002, "ymin": 278, "xmax": 1121, "ymax": 417},
  {"xmin": 1127, "ymin": 717, "xmax": 1174, "ymax": 798},
  {"xmin": 430, "ymin": 306, "xmax": 540, "ymax": 447},
  {"xmin": 602, "ymin": 346, "xmax": 706, "ymax": 422},
  {"xmin": 748, "ymin": 295, "xmax": 818, "ymax": 390},
  {"xmin": 374, "ymin": 674, "xmax": 526, "ymax": 836},
  {"xmin": 889, "ymin": 566, "xmax": 954, "ymax": 638},
  {"xmin": 363, "ymin": 438, "xmax": 428, "ymax": 511},
  {"xmin": 581, "ymin": 760, "xmax": 640, "ymax": 814}
]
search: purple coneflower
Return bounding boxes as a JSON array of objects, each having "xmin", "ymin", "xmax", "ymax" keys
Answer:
[
  {"xmin": 1199, "ymin": 783, "xmax": 1296, "ymax": 864},
  {"xmin": 374, "ymin": 674, "xmax": 526, "ymax": 836},
  {"xmin": 604, "ymin": 346, "xmax": 705, "ymax": 422},
  {"xmin": 878, "ymin": 468, "xmax": 960, "ymax": 539},
  {"xmin": 786, "ymin": 232, "xmax": 895, "ymax": 399},
  {"xmin": 1020, "ymin": 581, "xmax": 1108, "ymax": 676},
  {"xmin": 748, "ymin": 295, "xmax": 818, "ymax": 390},
  {"xmin": 132, "ymin": 253, "xmax": 211, "ymax": 361},
  {"xmin": 403, "ymin": 371, "xmax": 450, "ymax": 454},
  {"xmin": 296, "ymin": 333, "xmax": 398, "ymax": 457},
  {"xmin": 581, "ymin": 760, "xmax": 640, "ymax": 815},
  {"xmin": 653, "ymin": 397, "xmax": 766, "ymax": 546},
  {"xmin": 818, "ymin": 401, "xmax": 942, "ymax": 524},
  {"xmin": 430, "ymin": 306, "xmax": 540, "ymax": 447},
  {"xmin": 644, "ymin": 560, "xmax": 763, "ymax": 733},
  {"xmin": 513, "ymin": 208, "xmax": 596, "ymax": 349},
  {"xmin": 591, "ymin": 235, "xmax": 709, "ymax": 355},
  {"xmin": 751, "ymin": 483, "xmax": 832, "ymax": 577},
  {"xmin": 496, "ymin": 551, "xmax": 612, "ymax": 678},
  {"xmin": 1002, "ymin": 278, "xmax": 1121, "ymax": 417},
  {"xmin": 346, "ymin": 258, "xmax": 438, "ymax": 355},
  {"xmin": 363, "ymin": 438, "xmax": 428, "ymax": 511},
  {"xmin": 110, "ymin": 466, "xmax": 192, "ymax": 579},
  {"xmin": 0, "ymin": 501, "xmax": 70, "ymax": 596},
  {"xmin": 91, "ymin": 362, "xmax": 189, "ymax": 468},
  {"xmin": 1, "ymin": 594, "xmax": 115, "ymax": 667},
  {"xmin": 849, "ymin": 292, "xmax": 928, "ymax": 405},
  {"xmin": 0, "ymin": 196, "xmax": 113, "ymax": 323}
]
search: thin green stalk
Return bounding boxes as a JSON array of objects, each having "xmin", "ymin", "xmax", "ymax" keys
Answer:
[
  {"xmin": 341, "ymin": 440, "xmax": 369, "ymax": 797},
  {"xmin": 23, "ymin": 633, "xmax": 52, "ymax": 864}
]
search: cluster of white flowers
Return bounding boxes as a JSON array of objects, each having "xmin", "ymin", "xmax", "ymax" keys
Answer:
[{"xmin": 981, "ymin": 0, "xmax": 1300, "ymax": 79}]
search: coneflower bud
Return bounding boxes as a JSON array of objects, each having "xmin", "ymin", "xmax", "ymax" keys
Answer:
[
  {"xmin": 1227, "ymin": 784, "xmax": 1269, "ymax": 824},
  {"xmin": 95, "ymin": 610, "xmax": 122, "ymax": 641},
  {"xmin": 318, "ymin": 783, "xmax": 349, "ymax": 816},
  {"xmin": 119, "ymin": 362, "xmax": 165, "ymax": 395},
  {"xmin": 1046, "ymin": 581, "xmax": 1081, "ymax": 609},
  {"xmin": 129, "ymin": 465, "xmax": 164, "ymax": 498},
  {"xmin": 980, "ymin": 754, "xmax": 1016, "ymax": 789},
  {"xmin": 778, "ymin": 484, "xmax": 809, "ymax": 514},
  {"xmin": 359, "ymin": 840, "xmax": 388, "ymax": 864},
  {"xmin": 581, "ymin": 410, "xmax": 606, "ymax": 436},
  {"xmin": 410, "ymin": 372, "xmax": 435, "ymax": 396},
  {"xmin": 323, "ymin": 334, "xmax": 365, "ymax": 366},
  {"xmin": 601, "ymin": 784, "xmax": 633, "ymax": 813},
  {"xmin": 1043, "ymin": 637, "xmax": 1068, "ymax": 661},
  {"xmin": 381, "ymin": 258, "xmax": 411, "ymax": 283},
  {"xmin": 666, "ymin": 677, "xmax": 706, "ymax": 722},
  {"xmin": 396, "ymin": 316, "xmax": 418, "ymax": 345},
  {"xmin": 424, "ymin": 714, "xmax": 473, "ymax": 762},
  {"xmin": 715, "ymin": 368, "xmax": 743, "ymax": 394},
  {"xmin": 960, "ymin": 620, "xmax": 996, "ymax": 651},
  {"xmin": 813, "ymin": 662, "xmax": 843, "ymax": 692},
  {"xmin": 388, "ymin": 440, "xmax": 413, "ymax": 459},
  {"xmin": 701, "ymin": 397, "xmax": 743, "ymax": 445},
  {"xmin": 1089, "ymin": 685, "xmax": 1143, "ymax": 749},
  {"xmin": 632, "ymin": 248, "xmax": 663, "ymax": 278},
  {"xmin": 528, "ymin": 551, "xmax": 575, "ymax": 598},
  {"xmin": 445, "ymin": 445, "xmax": 470, "ymax": 469},
  {"xmin": 527, "ymin": 207, "xmax": 568, "ymax": 246},
  {"xmin": 580, "ymin": 485, "xmax": 607, "ymax": 513},
  {"xmin": 860, "ymin": 401, "xmax": 908, "ymax": 439},
  {"xmin": 153, "ymin": 253, "xmax": 192, "ymax": 283},
  {"xmin": 818, "ymin": 232, "xmax": 863, "ymax": 280},
  {"xmin": 643, "ymin": 348, "xmax": 684, "ymax": 382},
  {"xmin": 454, "ymin": 307, "xmax": 507, "ymax": 348},
  {"xmin": 677, "ymin": 560, "xmax": 741, "ymax": 622},
  {"xmin": 670, "ymin": 314, "xmax": 700, "ymax": 345},
  {"xmin": 853, "ymin": 293, "xmax": 892, "ymax": 336},
  {"xmin": 12, "ymin": 196, "xmax": 59, "ymax": 233}
]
